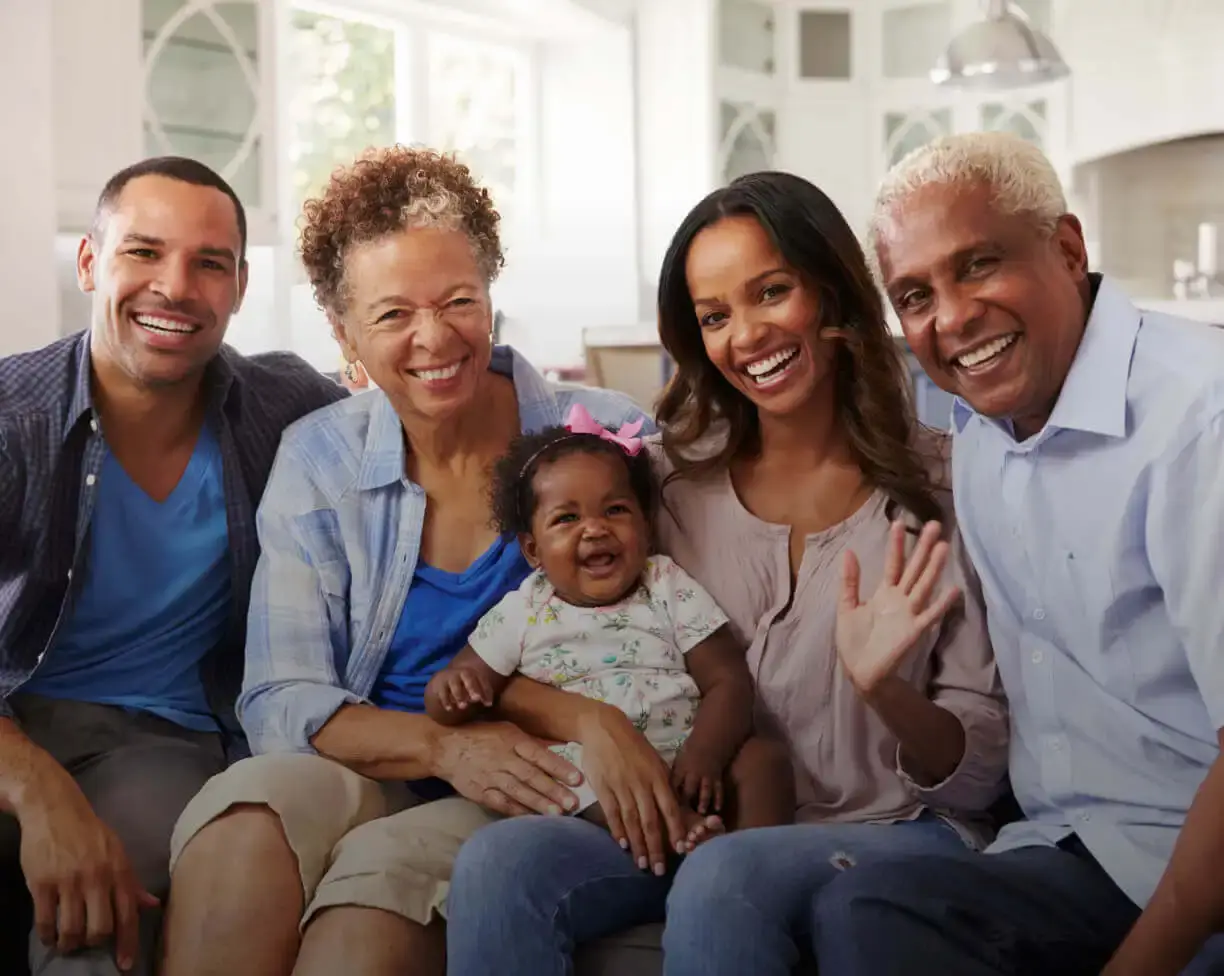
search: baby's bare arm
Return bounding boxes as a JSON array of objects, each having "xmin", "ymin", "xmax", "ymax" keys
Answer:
[{"xmin": 423, "ymin": 646, "xmax": 511, "ymax": 726}]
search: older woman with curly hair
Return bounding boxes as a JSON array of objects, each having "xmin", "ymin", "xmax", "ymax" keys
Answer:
[{"xmin": 157, "ymin": 147, "xmax": 660, "ymax": 976}]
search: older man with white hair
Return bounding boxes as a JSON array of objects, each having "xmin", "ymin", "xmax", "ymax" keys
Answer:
[{"xmin": 812, "ymin": 131, "xmax": 1224, "ymax": 975}]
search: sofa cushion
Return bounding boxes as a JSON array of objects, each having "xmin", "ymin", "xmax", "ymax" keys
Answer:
[
  {"xmin": 577, "ymin": 924, "xmax": 665, "ymax": 976},
  {"xmin": 576, "ymin": 924, "xmax": 818, "ymax": 975}
]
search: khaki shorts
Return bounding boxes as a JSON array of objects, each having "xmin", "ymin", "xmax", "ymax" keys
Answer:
[{"xmin": 169, "ymin": 753, "xmax": 498, "ymax": 929}]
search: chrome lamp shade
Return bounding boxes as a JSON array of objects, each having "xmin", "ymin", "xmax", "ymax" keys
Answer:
[{"xmin": 931, "ymin": 0, "xmax": 1069, "ymax": 90}]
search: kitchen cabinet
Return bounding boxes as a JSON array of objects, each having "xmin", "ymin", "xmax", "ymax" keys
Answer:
[
  {"xmin": 692, "ymin": 1, "xmax": 1070, "ymax": 243},
  {"xmin": 52, "ymin": 0, "xmax": 280, "ymax": 244}
]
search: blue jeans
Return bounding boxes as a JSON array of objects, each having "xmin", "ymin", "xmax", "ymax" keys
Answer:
[
  {"xmin": 661, "ymin": 812, "xmax": 970, "ymax": 976},
  {"xmin": 446, "ymin": 815, "xmax": 673, "ymax": 976},
  {"xmin": 811, "ymin": 837, "xmax": 1224, "ymax": 975}
]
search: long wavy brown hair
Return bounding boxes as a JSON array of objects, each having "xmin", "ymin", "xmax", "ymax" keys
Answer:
[{"xmin": 655, "ymin": 171, "xmax": 942, "ymax": 525}]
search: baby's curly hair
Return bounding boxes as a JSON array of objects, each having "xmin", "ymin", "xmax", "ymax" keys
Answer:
[
  {"xmin": 299, "ymin": 145, "xmax": 505, "ymax": 314},
  {"xmin": 490, "ymin": 428, "xmax": 658, "ymax": 538}
]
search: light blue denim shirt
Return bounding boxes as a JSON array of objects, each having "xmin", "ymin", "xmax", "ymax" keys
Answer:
[
  {"xmin": 239, "ymin": 345, "xmax": 652, "ymax": 755},
  {"xmin": 952, "ymin": 277, "xmax": 1224, "ymax": 907}
]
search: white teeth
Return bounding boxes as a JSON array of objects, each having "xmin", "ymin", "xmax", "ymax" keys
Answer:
[
  {"xmin": 413, "ymin": 361, "xmax": 463, "ymax": 382},
  {"xmin": 957, "ymin": 334, "xmax": 1017, "ymax": 368},
  {"xmin": 745, "ymin": 347, "xmax": 799, "ymax": 378},
  {"xmin": 135, "ymin": 315, "xmax": 196, "ymax": 334}
]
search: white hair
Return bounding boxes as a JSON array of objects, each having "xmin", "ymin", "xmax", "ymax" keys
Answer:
[{"xmin": 868, "ymin": 131, "xmax": 1067, "ymax": 272}]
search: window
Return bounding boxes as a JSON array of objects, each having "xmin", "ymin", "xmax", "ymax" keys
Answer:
[
  {"xmin": 287, "ymin": 4, "xmax": 535, "ymax": 236},
  {"xmin": 287, "ymin": 9, "xmax": 398, "ymax": 218}
]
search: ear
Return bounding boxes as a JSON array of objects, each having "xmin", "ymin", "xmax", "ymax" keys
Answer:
[
  {"xmin": 234, "ymin": 259, "xmax": 250, "ymax": 313},
  {"xmin": 329, "ymin": 314, "xmax": 360, "ymax": 363},
  {"xmin": 1052, "ymin": 213, "xmax": 1089, "ymax": 280},
  {"xmin": 77, "ymin": 235, "xmax": 98, "ymax": 294},
  {"xmin": 518, "ymin": 532, "xmax": 542, "ymax": 569}
]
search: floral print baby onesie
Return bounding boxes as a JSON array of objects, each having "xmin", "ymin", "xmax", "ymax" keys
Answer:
[{"xmin": 469, "ymin": 555, "xmax": 729, "ymax": 805}]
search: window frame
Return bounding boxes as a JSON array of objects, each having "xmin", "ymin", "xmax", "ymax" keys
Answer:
[{"xmin": 285, "ymin": 0, "xmax": 542, "ymax": 246}]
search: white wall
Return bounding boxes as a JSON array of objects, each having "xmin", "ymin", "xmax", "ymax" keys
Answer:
[
  {"xmin": 1060, "ymin": 0, "xmax": 1224, "ymax": 167},
  {"xmin": 634, "ymin": 0, "xmax": 717, "ymax": 315},
  {"xmin": 777, "ymin": 90, "xmax": 874, "ymax": 244},
  {"xmin": 496, "ymin": 19, "xmax": 640, "ymax": 367},
  {"xmin": 0, "ymin": 2, "xmax": 60, "ymax": 356}
]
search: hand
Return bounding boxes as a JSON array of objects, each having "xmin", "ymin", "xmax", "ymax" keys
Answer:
[
  {"xmin": 837, "ymin": 519, "xmax": 961, "ymax": 698},
  {"xmin": 431, "ymin": 722, "xmax": 581, "ymax": 817},
  {"xmin": 17, "ymin": 774, "xmax": 158, "ymax": 972},
  {"xmin": 428, "ymin": 667, "xmax": 494, "ymax": 714},
  {"xmin": 576, "ymin": 707, "xmax": 688, "ymax": 876},
  {"xmin": 670, "ymin": 740, "xmax": 726, "ymax": 815}
]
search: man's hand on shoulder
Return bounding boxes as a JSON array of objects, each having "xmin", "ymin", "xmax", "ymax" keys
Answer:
[{"xmin": 8, "ymin": 735, "xmax": 155, "ymax": 971}]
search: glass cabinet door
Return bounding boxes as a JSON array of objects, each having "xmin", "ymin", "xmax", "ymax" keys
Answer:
[
  {"xmin": 719, "ymin": 0, "xmax": 777, "ymax": 75},
  {"xmin": 142, "ymin": 0, "xmax": 272, "ymax": 230}
]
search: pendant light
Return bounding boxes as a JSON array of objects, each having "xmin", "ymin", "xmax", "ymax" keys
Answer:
[{"xmin": 931, "ymin": 0, "xmax": 1070, "ymax": 90}]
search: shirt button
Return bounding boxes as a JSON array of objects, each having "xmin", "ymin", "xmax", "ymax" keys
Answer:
[
  {"xmin": 85, "ymin": 474, "xmax": 97, "ymax": 487},
  {"xmin": 1031, "ymin": 650, "xmax": 1044, "ymax": 664},
  {"xmin": 89, "ymin": 419, "xmax": 98, "ymax": 433},
  {"xmin": 1033, "ymin": 608, "xmax": 1046, "ymax": 621},
  {"xmin": 1079, "ymin": 812, "xmax": 1091, "ymax": 823},
  {"xmin": 1049, "ymin": 737, "xmax": 1062, "ymax": 751}
]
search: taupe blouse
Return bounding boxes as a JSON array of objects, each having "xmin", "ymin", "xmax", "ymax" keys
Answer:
[{"xmin": 652, "ymin": 432, "xmax": 1009, "ymax": 837}]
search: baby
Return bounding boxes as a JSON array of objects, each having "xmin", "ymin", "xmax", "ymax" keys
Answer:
[{"xmin": 424, "ymin": 404, "xmax": 792, "ymax": 850}]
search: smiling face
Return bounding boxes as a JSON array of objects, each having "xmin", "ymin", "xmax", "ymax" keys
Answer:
[
  {"xmin": 521, "ymin": 449, "xmax": 651, "ymax": 608},
  {"xmin": 332, "ymin": 225, "xmax": 494, "ymax": 423},
  {"xmin": 877, "ymin": 181, "xmax": 1089, "ymax": 438},
  {"xmin": 685, "ymin": 215, "xmax": 836, "ymax": 420},
  {"xmin": 79, "ymin": 174, "xmax": 247, "ymax": 390}
]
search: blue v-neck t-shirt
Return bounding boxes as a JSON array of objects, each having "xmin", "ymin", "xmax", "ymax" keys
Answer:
[{"xmin": 23, "ymin": 425, "xmax": 231, "ymax": 730}]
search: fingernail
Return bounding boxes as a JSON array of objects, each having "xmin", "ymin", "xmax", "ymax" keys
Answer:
[
  {"xmin": 637, "ymin": 856, "xmax": 648, "ymax": 869},
  {"xmin": 569, "ymin": 773, "xmax": 582, "ymax": 785},
  {"xmin": 654, "ymin": 862, "xmax": 666, "ymax": 876},
  {"xmin": 563, "ymin": 796, "xmax": 576, "ymax": 811},
  {"xmin": 619, "ymin": 838, "xmax": 629, "ymax": 849},
  {"xmin": 548, "ymin": 805, "xmax": 561, "ymax": 816}
]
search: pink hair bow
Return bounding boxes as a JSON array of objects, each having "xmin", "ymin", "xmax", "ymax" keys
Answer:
[{"xmin": 564, "ymin": 403, "xmax": 644, "ymax": 456}]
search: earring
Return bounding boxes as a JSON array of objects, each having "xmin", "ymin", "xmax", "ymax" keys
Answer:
[{"xmin": 344, "ymin": 362, "xmax": 358, "ymax": 383}]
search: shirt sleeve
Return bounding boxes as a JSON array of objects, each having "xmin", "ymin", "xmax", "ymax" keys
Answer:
[
  {"xmin": 0, "ymin": 427, "xmax": 23, "ymax": 720},
  {"xmin": 467, "ymin": 589, "xmax": 530, "ymax": 677},
  {"xmin": 564, "ymin": 388, "xmax": 658, "ymax": 437},
  {"xmin": 651, "ymin": 556, "xmax": 730, "ymax": 654},
  {"xmin": 1146, "ymin": 410, "xmax": 1224, "ymax": 730},
  {"xmin": 236, "ymin": 439, "xmax": 366, "ymax": 755},
  {"xmin": 897, "ymin": 524, "xmax": 1011, "ymax": 813}
]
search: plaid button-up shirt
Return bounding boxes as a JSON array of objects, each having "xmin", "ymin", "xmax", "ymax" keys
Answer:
[{"xmin": 0, "ymin": 331, "xmax": 347, "ymax": 745}]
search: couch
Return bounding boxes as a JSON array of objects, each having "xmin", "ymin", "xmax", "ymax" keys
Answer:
[{"xmin": 0, "ymin": 792, "xmax": 1022, "ymax": 974}]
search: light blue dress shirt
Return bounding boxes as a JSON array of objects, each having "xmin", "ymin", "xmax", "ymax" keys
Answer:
[
  {"xmin": 238, "ymin": 345, "xmax": 651, "ymax": 756},
  {"xmin": 952, "ymin": 277, "xmax": 1224, "ymax": 908}
]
